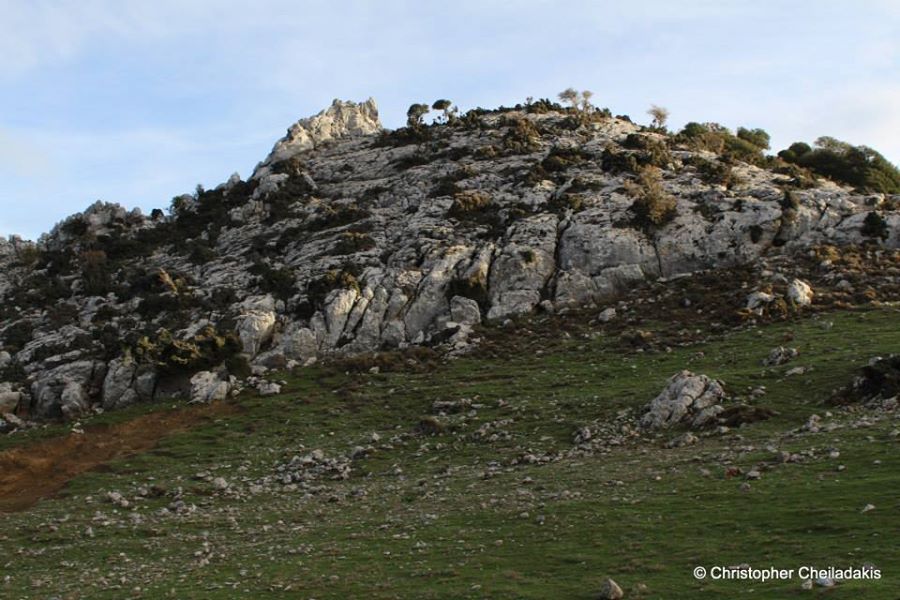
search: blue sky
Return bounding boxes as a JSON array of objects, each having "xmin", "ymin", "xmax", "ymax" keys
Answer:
[{"xmin": 1, "ymin": 0, "xmax": 898, "ymax": 240}]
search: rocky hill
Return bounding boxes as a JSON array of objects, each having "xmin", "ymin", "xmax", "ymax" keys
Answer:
[{"xmin": 1, "ymin": 97, "xmax": 898, "ymax": 424}]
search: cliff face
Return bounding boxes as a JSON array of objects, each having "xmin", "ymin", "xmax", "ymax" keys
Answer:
[{"xmin": 1, "ymin": 98, "xmax": 898, "ymax": 422}]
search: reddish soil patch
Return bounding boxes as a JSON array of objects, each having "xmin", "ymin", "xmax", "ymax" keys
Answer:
[{"xmin": 0, "ymin": 402, "xmax": 235, "ymax": 512}]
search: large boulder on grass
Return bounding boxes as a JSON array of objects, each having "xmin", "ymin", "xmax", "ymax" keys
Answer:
[{"xmin": 641, "ymin": 371, "xmax": 726, "ymax": 429}]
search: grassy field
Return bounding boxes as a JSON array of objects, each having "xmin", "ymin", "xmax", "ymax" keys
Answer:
[{"xmin": 1, "ymin": 306, "xmax": 898, "ymax": 599}]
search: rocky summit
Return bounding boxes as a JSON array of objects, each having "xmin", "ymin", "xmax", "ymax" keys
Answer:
[{"xmin": 0, "ymin": 97, "xmax": 898, "ymax": 422}]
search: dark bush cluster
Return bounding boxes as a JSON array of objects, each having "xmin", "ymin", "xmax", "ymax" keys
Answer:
[
  {"xmin": 499, "ymin": 115, "xmax": 543, "ymax": 154},
  {"xmin": 778, "ymin": 137, "xmax": 900, "ymax": 194},
  {"xmin": 306, "ymin": 203, "xmax": 370, "ymax": 232},
  {"xmin": 861, "ymin": 212, "xmax": 889, "ymax": 240},
  {"xmin": 249, "ymin": 261, "xmax": 296, "ymax": 301},
  {"xmin": 446, "ymin": 272, "xmax": 489, "ymax": 310},
  {"xmin": 134, "ymin": 326, "xmax": 242, "ymax": 376},
  {"xmin": 685, "ymin": 156, "xmax": 735, "ymax": 187},
  {"xmin": 429, "ymin": 166, "xmax": 478, "ymax": 198},
  {"xmin": 677, "ymin": 122, "xmax": 769, "ymax": 165}
]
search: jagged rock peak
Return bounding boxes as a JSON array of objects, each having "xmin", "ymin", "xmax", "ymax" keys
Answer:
[
  {"xmin": 256, "ymin": 98, "xmax": 381, "ymax": 174},
  {"xmin": 43, "ymin": 201, "xmax": 149, "ymax": 249}
]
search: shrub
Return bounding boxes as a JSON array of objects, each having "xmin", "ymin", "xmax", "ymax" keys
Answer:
[
  {"xmin": 430, "ymin": 166, "xmax": 477, "ymax": 198},
  {"xmin": 374, "ymin": 126, "xmax": 431, "ymax": 147},
  {"xmin": 778, "ymin": 137, "xmax": 900, "ymax": 193},
  {"xmin": 677, "ymin": 122, "xmax": 767, "ymax": 165},
  {"xmin": 448, "ymin": 191, "xmax": 492, "ymax": 218},
  {"xmin": 134, "ymin": 326, "xmax": 241, "ymax": 376},
  {"xmin": 861, "ymin": 212, "xmax": 889, "ymax": 240},
  {"xmin": 80, "ymin": 249, "xmax": 113, "ymax": 296},
  {"xmin": 500, "ymin": 115, "xmax": 542, "ymax": 154},
  {"xmin": 446, "ymin": 272, "xmax": 489, "ymax": 310},
  {"xmin": 622, "ymin": 134, "xmax": 672, "ymax": 169},
  {"xmin": 392, "ymin": 152, "xmax": 432, "ymax": 170},
  {"xmin": 525, "ymin": 98, "xmax": 564, "ymax": 114},
  {"xmin": 224, "ymin": 354, "xmax": 252, "ymax": 379},
  {"xmin": 736, "ymin": 127, "xmax": 771, "ymax": 150},
  {"xmin": 306, "ymin": 204, "xmax": 370, "ymax": 232},
  {"xmin": 625, "ymin": 166, "xmax": 678, "ymax": 230},
  {"xmin": 601, "ymin": 148, "xmax": 640, "ymax": 174},
  {"xmin": 541, "ymin": 146, "xmax": 590, "ymax": 173},
  {"xmin": 249, "ymin": 262, "xmax": 296, "ymax": 301},
  {"xmin": 1, "ymin": 320, "xmax": 34, "ymax": 353},
  {"xmin": 687, "ymin": 156, "xmax": 734, "ymax": 187}
]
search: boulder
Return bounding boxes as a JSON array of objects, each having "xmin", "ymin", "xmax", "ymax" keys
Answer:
[
  {"xmin": 237, "ymin": 311, "xmax": 277, "ymax": 357},
  {"xmin": 597, "ymin": 578, "xmax": 624, "ymax": 599},
  {"xmin": 641, "ymin": 371, "xmax": 727, "ymax": 429},
  {"xmin": 281, "ymin": 325, "xmax": 319, "ymax": 361},
  {"xmin": 189, "ymin": 371, "xmax": 230, "ymax": 403},
  {"xmin": 450, "ymin": 296, "xmax": 482, "ymax": 326},
  {"xmin": 0, "ymin": 382, "xmax": 23, "ymax": 413},
  {"xmin": 787, "ymin": 279, "xmax": 814, "ymax": 306},
  {"xmin": 59, "ymin": 380, "xmax": 89, "ymax": 420},
  {"xmin": 102, "ymin": 357, "xmax": 157, "ymax": 410}
]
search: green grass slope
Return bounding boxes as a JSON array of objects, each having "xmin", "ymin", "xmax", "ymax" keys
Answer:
[{"xmin": 1, "ymin": 307, "xmax": 898, "ymax": 599}]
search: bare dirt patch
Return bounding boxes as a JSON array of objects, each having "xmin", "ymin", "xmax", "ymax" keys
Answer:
[{"xmin": 0, "ymin": 402, "xmax": 236, "ymax": 512}]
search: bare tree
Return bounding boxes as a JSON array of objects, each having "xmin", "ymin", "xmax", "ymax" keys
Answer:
[
  {"xmin": 580, "ymin": 90, "xmax": 594, "ymax": 112},
  {"xmin": 558, "ymin": 87, "xmax": 579, "ymax": 109},
  {"xmin": 648, "ymin": 104, "xmax": 670, "ymax": 129}
]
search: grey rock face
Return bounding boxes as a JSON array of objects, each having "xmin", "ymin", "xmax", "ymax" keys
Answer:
[
  {"xmin": 641, "ymin": 371, "xmax": 727, "ymax": 429},
  {"xmin": 0, "ymin": 99, "xmax": 897, "ymax": 420},
  {"xmin": 256, "ymin": 98, "xmax": 382, "ymax": 173},
  {"xmin": 30, "ymin": 360, "xmax": 106, "ymax": 419},
  {"xmin": 102, "ymin": 357, "xmax": 157, "ymax": 410}
]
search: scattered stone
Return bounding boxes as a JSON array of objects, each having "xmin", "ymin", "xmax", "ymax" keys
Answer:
[
  {"xmin": 597, "ymin": 307, "xmax": 617, "ymax": 323},
  {"xmin": 746, "ymin": 291, "xmax": 775, "ymax": 311},
  {"xmin": 255, "ymin": 380, "xmax": 282, "ymax": 397},
  {"xmin": 597, "ymin": 577, "xmax": 624, "ymax": 599},
  {"xmin": 763, "ymin": 346, "xmax": 798, "ymax": 366},
  {"xmin": 665, "ymin": 432, "xmax": 698, "ymax": 448}
]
